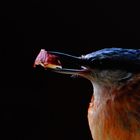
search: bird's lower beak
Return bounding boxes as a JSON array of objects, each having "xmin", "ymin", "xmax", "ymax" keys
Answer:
[{"xmin": 47, "ymin": 51, "xmax": 89, "ymax": 75}]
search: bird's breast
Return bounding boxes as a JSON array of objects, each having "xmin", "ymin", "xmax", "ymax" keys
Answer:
[{"xmin": 88, "ymin": 94, "xmax": 140, "ymax": 140}]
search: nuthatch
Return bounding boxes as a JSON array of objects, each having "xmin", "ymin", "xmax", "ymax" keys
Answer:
[{"xmin": 34, "ymin": 48, "xmax": 140, "ymax": 140}]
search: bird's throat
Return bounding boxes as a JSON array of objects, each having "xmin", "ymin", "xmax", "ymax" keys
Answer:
[{"xmin": 88, "ymin": 79, "xmax": 140, "ymax": 140}]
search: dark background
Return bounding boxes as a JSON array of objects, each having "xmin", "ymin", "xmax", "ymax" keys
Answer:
[{"xmin": 0, "ymin": 0, "xmax": 140, "ymax": 140}]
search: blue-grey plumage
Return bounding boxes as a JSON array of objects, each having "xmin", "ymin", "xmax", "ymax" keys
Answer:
[{"xmin": 82, "ymin": 48, "xmax": 140, "ymax": 71}]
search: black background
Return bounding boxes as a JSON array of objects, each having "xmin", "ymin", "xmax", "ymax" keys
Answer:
[{"xmin": 0, "ymin": 1, "xmax": 140, "ymax": 140}]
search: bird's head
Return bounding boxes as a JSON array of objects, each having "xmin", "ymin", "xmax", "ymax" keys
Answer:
[{"xmin": 34, "ymin": 48, "xmax": 140, "ymax": 98}]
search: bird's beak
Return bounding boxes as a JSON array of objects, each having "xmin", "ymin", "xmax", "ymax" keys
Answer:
[
  {"xmin": 47, "ymin": 51, "xmax": 89, "ymax": 75},
  {"xmin": 34, "ymin": 49, "xmax": 89, "ymax": 76}
]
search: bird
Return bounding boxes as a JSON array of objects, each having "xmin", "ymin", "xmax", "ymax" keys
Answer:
[{"xmin": 34, "ymin": 48, "xmax": 140, "ymax": 140}]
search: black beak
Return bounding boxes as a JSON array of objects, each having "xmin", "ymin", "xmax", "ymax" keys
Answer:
[{"xmin": 47, "ymin": 51, "xmax": 89, "ymax": 75}]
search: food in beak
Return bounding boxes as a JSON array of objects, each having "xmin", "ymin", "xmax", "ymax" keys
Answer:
[{"xmin": 34, "ymin": 49, "xmax": 62, "ymax": 69}]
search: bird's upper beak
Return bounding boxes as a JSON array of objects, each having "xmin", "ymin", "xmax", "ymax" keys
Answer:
[{"xmin": 34, "ymin": 49, "xmax": 89, "ymax": 76}]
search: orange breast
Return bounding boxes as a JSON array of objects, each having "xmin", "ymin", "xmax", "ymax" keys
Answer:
[{"xmin": 88, "ymin": 95, "xmax": 140, "ymax": 140}]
